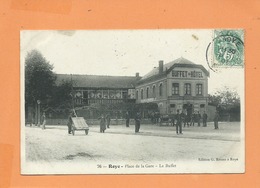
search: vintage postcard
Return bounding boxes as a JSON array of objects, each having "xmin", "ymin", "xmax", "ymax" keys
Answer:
[{"xmin": 20, "ymin": 29, "xmax": 244, "ymax": 174}]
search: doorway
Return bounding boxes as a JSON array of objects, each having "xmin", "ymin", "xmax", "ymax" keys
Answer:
[{"xmin": 183, "ymin": 103, "xmax": 193, "ymax": 121}]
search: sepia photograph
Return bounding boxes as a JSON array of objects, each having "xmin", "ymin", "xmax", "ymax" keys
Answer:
[{"xmin": 20, "ymin": 29, "xmax": 244, "ymax": 174}]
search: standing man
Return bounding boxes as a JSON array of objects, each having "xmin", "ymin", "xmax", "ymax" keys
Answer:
[
  {"xmin": 184, "ymin": 111, "xmax": 188, "ymax": 127},
  {"xmin": 125, "ymin": 111, "xmax": 130, "ymax": 127},
  {"xmin": 106, "ymin": 113, "xmax": 111, "ymax": 128},
  {"xmin": 185, "ymin": 113, "xmax": 190, "ymax": 127},
  {"xmin": 135, "ymin": 111, "xmax": 141, "ymax": 133},
  {"xmin": 180, "ymin": 111, "xmax": 186, "ymax": 127},
  {"xmin": 155, "ymin": 112, "xmax": 160, "ymax": 125},
  {"xmin": 190, "ymin": 112, "xmax": 195, "ymax": 126},
  {"xmin": 176, "ymin": 110, "xmax": 183, "ymax": 135},
  {"xmin": 67, "ymin": 111, "xmax": 74, "ymax": 134},
  {"xmin": 202, "ymin": 111, "xmax": 208, "ymax": 127},
  {"xmin": 197, "ymin": 111, "xmax": 201, "ymax": 126},
  {"xmin": 171, "ymin": 113, "xmax": 175, "ymax": 126},
  {"xmin": 41, "ymin": 112, "xmax": 46, "ymax": 130},
  {"xmin": 99, "ymin": 114, "xmax": 106, "ymax": 133},
  {"xmin": 214, "ymin": 111, "xmax": 220, "ymax": 129}
]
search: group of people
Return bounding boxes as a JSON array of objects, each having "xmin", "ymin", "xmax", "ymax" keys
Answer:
[
  {"xmin": 174, "ymin": 110, "xmax": 207, "ymax": 134},
  {"xmin": 67, "ymin": 110, "xmax": 220, "ymax": 135},
  {"xmin": 98, "ymin": 111, "xmax": 141, "ymax": 133},
  {"xmin": 178, "ymin": 111, "xmax": 208, "ymax": 127},
  {"xmin": 99, "ymin": 111, "xmax": 141, "ymax": 133},
  {"xmin": 151, "ymin": 111, "xmax": 208, "ymax": 127},
  {"xmin": 28, "ymin": 112, "xmax": 46, "ymax": 129},
  {"xmin": 125, "ymin": 111, "xmax": 141, "ymax": 133},
  {"xmin": 175, "ymin": 110, "xmax": 220, "ymax": 134}
]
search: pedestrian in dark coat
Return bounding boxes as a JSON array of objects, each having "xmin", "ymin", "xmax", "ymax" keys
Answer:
[
  {"xmin": 190, "ymin": 112, "xmax": 195, "ymax": 126},
  {"xmin": 150, "ymin": 111, "xmax": 155, "ymax": 124},
  {"xmin": 135, "ymin": 111, "xmax": 141, "ymax": 133},
  {"xmin": 202, "ymin": 111, "xmax": 208, "ymax": 127},
  {"xmin": 197, "ymin": 111, "xmax": 201, "ymax": 126},
  {"xmin": 125, "ymin": 111, "xmax": 130, "ymax": 127},
  {"xmin": 185, "ymin": 114, "xmax": 190, "ymax": 127},
  {"xmin": 99, "ymin": 114, "xmax": 106, "ymax": 133},
  {"xmin": 171, "ymin": 114, "xmax": 175, "ymax": 126},
  {"xmin": 181, "ymin": 111, "xmax": 187, "ymax": 127},
  {"xmin": 67, "ymin": 111, "xmax": 75, "ymax": 134},
  {"xmin": 41, "ymin": 112, "xmax": 46, "ymax": 130},
  {"xmin": 106, "ymin": 113, "xmax": 111, "ymax": 128},
  {"xmin": 214, "ymin": 111, "xmax": 220, "ymax": 129},
  {"xmin": 176, "ymin": 110, "xmax": 183, "ymax": 134},
  {"xmin": 155, "ymin": 112, "xmax": 160, "ymax": 125}
]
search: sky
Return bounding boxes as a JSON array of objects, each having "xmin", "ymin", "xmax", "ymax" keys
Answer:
[{"xmin": 20, "ymin": 30, "xmax": 244, "ymax": 95}]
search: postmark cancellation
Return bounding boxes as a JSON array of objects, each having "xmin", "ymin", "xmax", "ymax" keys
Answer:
[{"xmin": 210, "ymin": 30, "xmax": 244, "ymax": 68}]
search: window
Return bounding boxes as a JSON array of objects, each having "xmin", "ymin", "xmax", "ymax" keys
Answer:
[
  {"xmin": 196, "ymin": 84, "xmax": 203, "ymax": 95},
  {"xmin": 146, "ymin": 87, "xmax": 149, "ymax": 98},
  {"xmin": 152, "ymin": 85, "xmax": 156, "ymax": 98},
  {"xmin": 170, "ymin": 104, "xmax": 176, "ymax": 108},
  {"xmin": 184, "ymin": 83, "xmax": 191, "ymax": 95},
  {"xmin": 136, "ymin": 90, "xmax": 139, "ymax": 99},
  {"xmin": 172, "ymin": 83, "xmax": 179, "ymax": 95},
  {"xmin": 159, "ymin": 83, "xmax": 163, "ymax": 96},
  {"xmin": 141, "ymin": 89, "xmax": 144, "ymax": 99},
  {"xmin": 122, "ymin": 91, "xmax": 127, "ymax": 99}
]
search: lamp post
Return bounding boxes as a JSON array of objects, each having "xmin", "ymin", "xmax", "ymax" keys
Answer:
[{"xmin": 37, "ymin": 100, "xmax": 41, "ymax": 127}]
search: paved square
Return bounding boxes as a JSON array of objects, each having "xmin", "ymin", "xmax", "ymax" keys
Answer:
[{"xmin": 22, "ymin": 122, "xmax": 243, "ymax": 174}]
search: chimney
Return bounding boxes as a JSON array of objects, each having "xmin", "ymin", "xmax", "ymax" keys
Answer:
[
  {"xmin": 159, "ymin": 60, "xmax": 164, "ymax": 74},
  {"xmin": 136, "ymin": 72, "xmax": 140, "ymax": 78}
]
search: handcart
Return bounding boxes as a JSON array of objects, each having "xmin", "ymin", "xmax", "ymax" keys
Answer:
[{"xmin": 71, "ymin": 117, "xmax": 89, "ymax": 135}]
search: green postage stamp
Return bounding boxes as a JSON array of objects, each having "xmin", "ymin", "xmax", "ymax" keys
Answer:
[{"xmin": 211, "ymin": 30, "xmax": 244, "ymax": 68}]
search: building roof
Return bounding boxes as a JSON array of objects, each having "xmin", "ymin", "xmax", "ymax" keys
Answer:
[
  {"xmin": 141, "ymin": 58, "xmax": 187, "ymax": 80},
  {"xmin": 56, "ymin": 74, "xmax": 138, "ymax": 89},
  {"xmin": 139, "ymin": 57, "xmax": 209, "ymax": 84}
]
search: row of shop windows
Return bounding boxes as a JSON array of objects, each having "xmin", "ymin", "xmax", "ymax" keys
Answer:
[
  {"xmin": 169, "ymin": 104, "xmax": 205, "ymax": 108},
  {"xmin": 136, "ymin": 83, "xmax": 203, "ymax": 100}
]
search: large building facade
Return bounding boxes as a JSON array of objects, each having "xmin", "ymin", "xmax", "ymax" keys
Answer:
[
  {"xmin": 54, "ymin": 74, "xmax": 139, "ymax": 119},
  {"xmin": 135, "ymin": 58, "xmax": 209, "ymax": 118},
  {"xmin": 56, "ymin": 74, "xmax": 139, "ymax": 106},
  {"xmin": 54, "ymin": 58, "xmax": 209, "ymax": 119}
]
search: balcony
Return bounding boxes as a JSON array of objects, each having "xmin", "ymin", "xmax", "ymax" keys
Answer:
[{"xmin": 74, "ymin": 98, "xmax": 135, "ymax": 106}]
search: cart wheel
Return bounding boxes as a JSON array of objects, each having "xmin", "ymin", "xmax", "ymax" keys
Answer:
[{"xmin": 85, "ymin": 129, "xmax": 89, "ymax": 135}]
